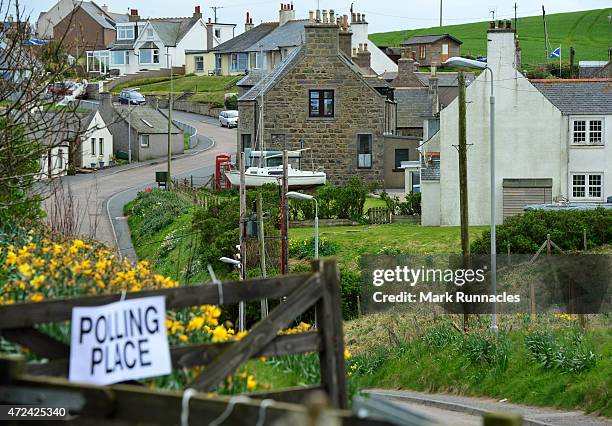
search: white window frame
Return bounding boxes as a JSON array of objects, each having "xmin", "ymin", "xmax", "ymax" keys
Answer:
[
  {"xmin": 99, "ymin": 138, "xmax": 104, "ymax": 156},
  {"xmin": 117, "ymin": 25, "xmax": 134, "ymax": 40},
  {"xmin": 571, "ymin": 117, "xmax": 604, "ymax": 146},
  {"xmin": 357, "ymin": 134, "xmax": 373, "ymax": 169},
  {"xmin": 140, "ymin": 134, "xmax": 150, "ymax": 148},
  {"xmin": 230, "ymin": 53, "xmax": 248, "ymax": 72},
  {"xmin": 571, "ymin": 172, "xmax": 604, "ymax": 201},
  {"xmin": 111, "ymin": 50, "xmax": 129, "ymax": 65},
  {"xmin": 214, "ymin": 28, "xmax": 221, "ymax": 39},
  {"xmin": 442, "ymin": 43, "xmax": 449, "ymax": 55},
  {"xmin": 90, "ymin": 138, "xmax": 96, "ymax": 156},
  {"xmin": 194, "ymin": 56, "xmax": 205, "ymax": 72},
  {"xmin": 146, "ymin": 28, "xmax": 154, "ymax": 39},
  {"xmin": 139, "ymin": 49, "xmax": 159, "ymax": 65}
]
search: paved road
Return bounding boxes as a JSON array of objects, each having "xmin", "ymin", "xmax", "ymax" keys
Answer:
[
  {"xmin": 366, "ymin": 389, "xmax": 612, "ymax": 426},
  {"xmin": 45, "ymin": 110, "xmax": 236, "ymax": 258}
]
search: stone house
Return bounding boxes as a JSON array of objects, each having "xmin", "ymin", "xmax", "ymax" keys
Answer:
[
  {"xmin": 237, "ymin": 10, "xmax": 399, "ymax": 186},
  {"xmin": 99, "ymin": 93, "xmax": 183, "ymax": 162},
  {"xmin": 400, "ymin": 34, "xmax": 462, "ymax": 67},
  {"xmin": 53, "ymin": 1, "xmax": 127, "ymax": 56},
  {"xmin": 420, "ymin": 20, "xmax": 612, "ymax": 226}
]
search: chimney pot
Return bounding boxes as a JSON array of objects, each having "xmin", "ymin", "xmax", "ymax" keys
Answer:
[
  {"xmin": 343, "ymin": 15, "xmax": 349, "ymax": 31},
  {"xmin": 323, "ymin": 10, "xmax": 328, "ymax": 24},
  {"xmin": 195, "ymin": 6, "xmax": 200, "ymax": 14},
  {"xmin": 498, "ymin": 19, "xmax": 503, "ymax": 28},
  {"xmin": 208, "ymin": 17, "xmax": 212, "ymax": 23},
  {"xmin": 315, "ymin": 9, "xmax": 321, "ymax": 23},
  {"xmin": 291, "ymin": 2, "xmax": 294, "ymax": 11},
  {"xmin": 130, "ymin": 9, "xmax": 138, "ymax": 16},
  {"xmin": 364, "ymin": 43, "xmax": 368, "ymax": 51},
  {"xmin": 351, "ymin": 12, "xmax": 356, "ymax": 23},
  {"xmin": 489, "ymin": 20, "xmax": 495, "ymax": 29},
  {"xmin": 362, "ymin": 14, "xmax": 366, "ymax": 22},
  {"xmin": 329, "ymin": 9, "xmax": 335, "ymax": 23},
  {"xmin": 505, "ymin": 20, "xmax": 512, "ymax": 29}
]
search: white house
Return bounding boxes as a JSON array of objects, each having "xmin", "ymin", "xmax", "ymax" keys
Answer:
[
  {"xmin": 39, "ymin": 144, "xmax": 69, "ymax": 179},
  {"xmin": 420, "ymin": 20, "xmax": 612, "ymax": 226},
  {"xmin": 87, "ymin": 6, "xmax": 235, "ymax": 75},
  {"xmin": 77, "ymin": 110, "xmax": 114, "ymax": 169},
  {"xmin": 349, "ymin": 10, "xmax": 397, "ymax": 76}
]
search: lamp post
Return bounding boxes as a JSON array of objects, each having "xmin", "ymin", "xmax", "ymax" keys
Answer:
[
  {"xmin": 443, "ymin": 56, "xmax": 498, "ymax": 334},
  {"xmin": 287, "ymin": 191, "xmax": 318, "ymax": 259},
  {"xmin": 220, "ymin": 256, "xmax": 245, "ymax": 332},
  {"xmin": 164, "ymin": 53, "xmax": 173, "ymax": 189}
]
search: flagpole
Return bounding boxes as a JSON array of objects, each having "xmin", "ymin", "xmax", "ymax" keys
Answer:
[{"xmin": 559, "ymin": 45, "xmax": 562, "ymax": 77}]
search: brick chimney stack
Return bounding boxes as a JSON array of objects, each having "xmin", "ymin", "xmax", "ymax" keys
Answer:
[
  {"xmin": 129, "ymin": 9, "xmax": 140, "ymax": 22},
  {"xmin": 279, "ymin": 2, "xmax": 295, "ymax": 26},
  {"xmin": 193, "ymin": 6, "xmax": 202, "ymax": 19},
  {"xmin": 353, "ymin": 43, "xmax": 372, "ymax": 72},
  {"xmin": 390, "ymin": 50, "xmax": 422, "ymax": 87},
  {"xmin": 338, "ymin": 14, "xmax": 352, "ymax": 58},
  {"xmin": 305, "ymin": 10, "xmax": 341, "ymax": 56},
  {"xmin": 429, "ymin": 62, "xmax": 439, "ymax": 115},
  {"xmin": 245, "ymin": 12, "xmax": 254, "ymax": 31}
]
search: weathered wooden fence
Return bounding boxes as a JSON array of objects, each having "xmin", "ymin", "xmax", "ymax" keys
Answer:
[
  {"xmin": 367, "ymin": 207, "xmax": 392, "ymax": 225},
  {"xmin": 0, "ymin": 260, "xmax": 365, "ymax": 424}
]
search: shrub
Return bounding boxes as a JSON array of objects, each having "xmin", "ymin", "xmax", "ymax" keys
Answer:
[
  {"xmin": 471, "ymin": 209, "xmax": 612, "ymax": 254},
  {"xmin": 460, "ymin": 331, "xmax": 510, "ymax": 371},
  {"xmin": 525, "ymin": 330, "xmax": 597, "ymax": 373},
  {"xmin": 380, "ymin": 192, "xmax": 421, "ymax": 216},
  {"xmin": 225, "ymin": 94, "xmax": 238, "ymax": 110},
  {"xmin": 289, "ymin": 178, "xmax": 368, "ymax": 220},
  {"xmin": 340, "ymin": 270, "xmax": 362, "ymax": 320},
  {"xmin": 422, "ymin": 323, "xmax": 459, "ymax": 348},
  {"xmin": 128, "ymin": 190, "xmax": 192, "ymax": 238},
  {"xmin": 288, "ymin": 237, "xmax": 337, "ymax": 259}
]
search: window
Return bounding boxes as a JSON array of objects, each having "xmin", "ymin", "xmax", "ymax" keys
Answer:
[
  {"xmin": 194, "ymin": 56, "xmax": 205, "ymax": 72},
  {"xmin": 146, "ymin": 28, "xmax": 154, "ymax": 39},
  {"xmin": 111, "ymin": 50, "xmax": 129, "ymax": 65},
  {"xmin": 140, "ymin": 134, "xmax": 149, "ymax": 148},
  {"xmin": 241, "ymin": 134, "xmax": 252, "ymax": 152},
  {"xmin": 117, "ymin": 26, "xmax": 134, "ymax": 40},
  {"xmin": 99, "ymin": 138, "xmax": 104, "ymax": 156},
  {"xmin": 442, "ymin": 43, "xmax": 449, "ymax": 55},
  {"xmin": 394, "ymin": 148, "xmax": 410, "ymax": 169},
  {"xmin": 57, "ymin": 149, "xmax": 64, "ymax": 169},
  {"xmin": 419, "ymin": 45, "xmax": 426, "ymax": 59},
  {"xmin": 230, "ymin": 53, "xmax": 248, "ymax": 72},
  {"xmin": 215, "ymin": 29, "xmax": 221, "ymax": 38},
  {"xmin": 309, "ymin": 90, "xmax": 334, "ymax": 118},
  {"xmin": 357, "ymin": 134, "xmax": 372, "ymax": 169},
  {"xmin": 139, "ymin": 49, "xmax": 159, "ymax": 64},
  {"xmin": 572, "ymin": 173, "xmax": 603, "ymax": 199},
  {"xmin": 216, "ymin": 54, "xmax": 222, "ymax": 71},
  {"xmin": 90, "ymin": 138, "xmax": 96, "ymax": 155},
  {"xmin": 255, "ymin": 52, "xmax": 264, "ymax": 68},
  {"xmin": 572, "ymin": 118, "xmax": 604, "ymax": 145}
]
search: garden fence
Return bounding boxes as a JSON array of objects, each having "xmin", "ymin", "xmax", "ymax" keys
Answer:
[{"xmin": 367, "ymin": 207, "xmax": 392, "ymax": 225}]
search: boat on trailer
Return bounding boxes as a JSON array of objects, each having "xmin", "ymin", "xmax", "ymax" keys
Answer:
[{"xmin": 225, "ymin": 165, "xmax": 326, "ymax": 187}]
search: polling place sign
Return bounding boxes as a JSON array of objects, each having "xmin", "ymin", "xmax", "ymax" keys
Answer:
[{"xmin": 69, "ymin": 296, "xmax": 172, "ymax": 385}]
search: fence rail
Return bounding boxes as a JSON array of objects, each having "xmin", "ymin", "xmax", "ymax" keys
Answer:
[
  {"xmin": 367, "ymin": 207, "xmax": 392, "ymax": 224},
  {"xmin": 0, "ymin": 260, "xmax": 349, "ymax": 410}
]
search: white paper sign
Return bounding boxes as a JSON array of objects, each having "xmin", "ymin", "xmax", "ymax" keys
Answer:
[{"xmin": 69, "ymin": 296, "xmax": 172, "ymax": 385}]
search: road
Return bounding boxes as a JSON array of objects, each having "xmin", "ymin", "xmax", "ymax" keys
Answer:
[{"xmin": 46, "ymin": 111, "xmax": 236, "ymax": 259}]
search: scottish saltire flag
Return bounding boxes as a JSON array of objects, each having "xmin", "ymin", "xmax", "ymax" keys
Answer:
[{"xmin": 550, "ymin": 47, "xmax": 561, "ymax": 58}]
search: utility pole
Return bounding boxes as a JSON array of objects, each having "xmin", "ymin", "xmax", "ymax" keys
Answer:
[
  {"xmin": 458, "ymin": 71, "xmax": 470, "ymax": 259},
  {"xmin": 257, "ymin": 192, "xmax": 269, "ymax": 318},
  {"xmin": 210, "ymin": 6, "xmax": 224, "ymax": 23},
  {"xmin": 280, "ymin": 150, "xmax": 289, "ymax": 275},
  {"xmin": 514, "ymin": 3, "xmax": 518, "ymax": 33},
  {"xmin": 239, "ymin": 152, "xmax": 247, "ymax": 331},
  {"xmin": 439, "ymin": 0, "xmax": 442, "ymax": 27}
]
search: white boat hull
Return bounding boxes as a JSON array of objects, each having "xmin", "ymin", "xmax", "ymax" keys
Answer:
[{"xmin": 225, "ymin": 168, "xmax": 326, "ymax": 187}]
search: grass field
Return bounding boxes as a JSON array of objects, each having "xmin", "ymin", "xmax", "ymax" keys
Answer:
[
  {"xmin": 112, "ymin": 75, "xmax": 241, "ymax": 107},
  {"xmin": 370, "ymin": 8, "xmax": 611, "ymax": 67}
]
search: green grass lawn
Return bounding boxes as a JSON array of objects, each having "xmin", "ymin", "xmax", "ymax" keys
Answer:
[
  {"xmin": 290, "ymin": 223, "xmax": 488, "ymax": 269},
  {"xmin": 370, "ymin": 8, "xmax": 611, "ymax": 67}
]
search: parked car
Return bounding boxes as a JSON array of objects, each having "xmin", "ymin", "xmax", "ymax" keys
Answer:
[
  {"xmin": 118, "ymin": 89, "xmax": 146, "ymax": 105},
  {"xmin": 219, "ymin": 110, "xmax": 239, "ymax": 128}
]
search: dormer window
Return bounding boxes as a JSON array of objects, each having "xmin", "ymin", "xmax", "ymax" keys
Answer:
[
  {"xmin": 117, "ymin": 25, "xmax": 134, "ymax": 40},
  {"xmin": 147, "ymin": 28, "xmax": 154, "ymax": 39}
]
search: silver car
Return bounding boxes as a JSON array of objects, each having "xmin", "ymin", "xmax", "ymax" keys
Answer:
[{"xmin": 219, "ymin": 110, "xmax": 239, "ymax": 128}]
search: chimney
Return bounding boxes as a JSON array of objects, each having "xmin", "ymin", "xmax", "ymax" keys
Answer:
[
  {"xmin": 279, "ymin": 2, "xmax": 295, "ymax": 26},
  {"xmin": 429, "ymin": 68, "xmax": 439, "ymax": 116},
  {"xmin": 193, "ymin": 6, "xmax": 202, "ymax": 19},
  {"xmin": 245, "ymin": 12, "xmax": 254, "ymax": 31},
  {"xmin": 487, "ymin": 17, "xmax": 516, "ymax": 78},
  {"xmin": 308, "ymin": 10, "xmax": 314, "ymax": 23},
  {"xmin": 353, "ymin": 43, "xmax": 372, "ymax": 72},
  {"xmin": 206, "ymin": 18, "xmax": 214, "ymax": 50},
  {"xmin": 129, "ymin": 9, "xmax": 140, "ymax": 22},
  {"xmin": 101, "ymin": 4, "xmax": 109, "ymax": 13},
  {"xmin": 305, "ymin": 10, "xmax": 341, "ymax": 56},
  {"xmin": 338, "ymin": 15, "xmax": 352, "ymax": 58},
  {"xmin": 390, "ymin": 50, "xmax": 422, "ymax": 87}
]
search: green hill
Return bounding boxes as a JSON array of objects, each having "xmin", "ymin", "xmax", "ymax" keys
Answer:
[{"xmin": 370, "ymin": 8, "xmax": 611, "ymax": 68}]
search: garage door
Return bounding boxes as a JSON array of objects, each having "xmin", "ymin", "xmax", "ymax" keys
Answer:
[{"xmin": 503, "ymin": 178, "xmax": 553, "ymax": 219}]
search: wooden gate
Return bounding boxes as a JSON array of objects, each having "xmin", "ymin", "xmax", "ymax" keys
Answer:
[
  {"xmin": 0, "ymin": 260, "xmax": 350, "ymax": 413},
  {"xmin": 368, "ymin": 207, "xmax": 392, "ymax": 224}
]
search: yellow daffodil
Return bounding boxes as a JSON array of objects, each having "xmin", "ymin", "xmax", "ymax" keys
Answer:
[
  {"xmin": 18, "ymin": 263, "xmax": 33, "ymax": 278},
  {"xmin": 5, "ymin": 251, "xmax": 16, "ymax": 266},
  {"xmin": 344, "ymin": 349, "xmax": 351, "ymax": 360},
  {"xmin": 246, "ymin": 375, "xmax": 257, "ymax": 391},
  {"xmin": 211, "ymin": 325, "xmax": 229, "ymax": 342},
  {"xmin": 30, "ymin": 293, "xmax": 45, "ymax": 302}
]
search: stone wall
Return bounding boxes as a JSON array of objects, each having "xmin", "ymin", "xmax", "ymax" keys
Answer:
[
  {"xmin": 238, "ymin": 23, "xmax": 391, "ymax": 185},
  {"xmin": 151, "ymin": 95, "xmax": 223, "ymax": 118},
  {"xmin": 105, "ymin": 67, "xmax": 185, "ymax": 92}
]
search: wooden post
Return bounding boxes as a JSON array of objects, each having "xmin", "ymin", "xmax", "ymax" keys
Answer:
[
  {"xmin": 458, "ymin": 71, "xmax": 470, "ymax": 261},
  {"xmin": 257, "ymin": 192, "xmax": 269, "ymax": 318},
  {"xmin": 546, "ymin": 233, "xmax": 551, "ymax": 256},
  {"xmin": 507, "ymin": 242, "xmax": 511, "ymax": 266},
  {"xmin": 239, "ymin": 152, "xmax": 247, "ymax": 332},
  {"xmin": 583, "ymin": 228, "xmax": 587, "ymax": 250},
  {"xmin": 281, "ymin": 150, "xmax": 289, "ymax": 275},
  {"xmin": 313, "ymin": 259, "xmax": 348, "ymax": 409}
]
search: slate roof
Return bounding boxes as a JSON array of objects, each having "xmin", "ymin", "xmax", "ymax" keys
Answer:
[
  {"xmin": 34, "ymin": 112, "xmax": 96, "ymax": 147},
  {"xmin": 402, "ymin": 34, "xmax": 462, "ymax": 45},
  {"xmin": 421, "ymin": 157, "xmax": 440, "ymax": 181},
  {"xmin": 80, "ymin": 2, "xmax": 122, "ymax": 30},
  {"xmin": 236, "ymin": 69, "xmax": 269, "ymax": 87},
  {"xmin": 239, "ymin": 47, "xmax": 304, "ymax": 101},
  {"xmin": 212, "ymin": 23, "xmax": 278, "ymax": 54},
  {"xmin": 114, "ymin": 105, "xmax": 182, "ymax": 134},
  {"xmin": 416, "ymin": 72, "xmax": 475, "ymax": 87},
  {"xmin": 395, "ymin": 87, "xmax": 433, "ymax": 128},
  {"xmin": 151, "ymin": 19, "xmax": 198, "ymax": 47},
  {"xmin": 245, "ymin": 20, "xmax": 307, "ymax": 52},
  {"xmin": 531, "ymin": 80, "xmax": 612, "ymax": 115}
]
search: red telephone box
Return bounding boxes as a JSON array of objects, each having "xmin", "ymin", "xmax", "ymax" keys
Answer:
[{"xmin": 215, "ymin": 154, "xmax": 232, "ymax": 191}]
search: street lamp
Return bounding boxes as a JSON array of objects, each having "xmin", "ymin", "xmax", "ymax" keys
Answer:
[
  {"xmin": 164, "ymin": 53, "xmax": 174, "ymax": 189},
  {"xmin": 444, "ymin": 56, "xmax": 498, "ymax": 334},
  {"xmin": 219, "ymin": 256, "xmax": 245, "ymax": 332},
  {"xmin": 287, "ymin": 191, "xmax": 319, "ymax": 259}
]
